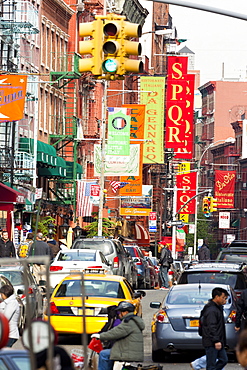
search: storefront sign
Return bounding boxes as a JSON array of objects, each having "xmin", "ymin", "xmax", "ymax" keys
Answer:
[
  {"xmin": 120, "ymin": 185, "xmax": 153, "ymax": 216},
  {"xmin": 219, "ymin": 212, "xmax": 230, "ymax": 229},
  {"xmin": 140, "ymin": 76, "xmax": 165, "ymax": 164},
  {"xmin": 214, "ymin": 170, "xmax": 236, "ymax": 209}
]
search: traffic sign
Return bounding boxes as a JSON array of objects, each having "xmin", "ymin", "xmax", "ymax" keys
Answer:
[{"xmin": 166, "ymin": 220, "xmax": 184, "ymax": 227}]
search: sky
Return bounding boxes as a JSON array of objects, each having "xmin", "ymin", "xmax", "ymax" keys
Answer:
[{"xmin": 169, "ymin": 0, "xmax": 247, "ymax": 86}]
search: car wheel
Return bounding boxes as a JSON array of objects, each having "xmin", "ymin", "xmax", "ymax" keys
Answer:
[{"xmin": 152, "ymin": 349, "xmax": 164, "ymax": 362}]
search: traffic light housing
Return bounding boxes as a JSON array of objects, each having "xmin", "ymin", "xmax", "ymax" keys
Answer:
[
  {"xmin": 102, "ymin": 14, "xmax": 143, "ymax": 79},
  {"xmin": 202, "ymin": 196, "xmax": 210, "ymax": 216},
  {"xmin": 78, "ymin": 18, "xmax": 103, "ymax": 76},
  {"xmin": 210, "ymin": 197, "xmax": 218, "ymax": 212}
]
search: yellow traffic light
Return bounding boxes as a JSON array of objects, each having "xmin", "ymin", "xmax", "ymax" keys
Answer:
[
  {"xmin": 202, "ymin": 196, "xmax": 210, "ymax": 215},
  {"xmin": 78, "ymin": 18, "xmax": 103, "ymax": 76},
  {"xmin": 210, "ymin": 197, "xmax": 218, "ymax": 212},
  {"xmin": 101, "ymin": 14, "xmax": 143, "ymax": 79}
]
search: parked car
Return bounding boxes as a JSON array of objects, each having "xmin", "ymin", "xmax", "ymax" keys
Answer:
[
  {"xmin": 177, "ymin": 262, "xmax": 247, "ymax": 298},
  {"xmin": 0, "ymin": 349, "xmax": 30, "ymax": 369},
  {"xmin": 216, "ymin": 247, "xmax": 247, "ymax": 264},
  {"xmin": 149, "ymin": 256, "xmax": 160, "ymax": 275},
  {"xmin": 124, "ymin": 248, "xmax": 138, "ymax": 289},
  {"xmin": 49, "ymin": 249, "xmax": 113, "ymax": 288},
  {"xmin": 150, "ymin": 283, "xmax": 238, "ymax": 361},
  {"xmin": 0, "ymin": 264, "xmax": 44, "ymax": 318},
  {"xmin": 47, "ymin": 273, "xmax": 145, "ymax": 335},
  {"xmin": 125, "ymin": 245, "xmax": 151, "ymax": 289},
  {"xmin": 0, "ymin": 274, "xmax": 25, "ymax": 336},
  {"xmin": 173, "ymin": 260, "xmax": 185, "ymax": 274},
  {"xmin": 72, "ymin": 238, "xmax": 131, "ymax": 280},
  {"xmin": 145, "ymin": 257, "xmax": 159, "ymax": 288}
]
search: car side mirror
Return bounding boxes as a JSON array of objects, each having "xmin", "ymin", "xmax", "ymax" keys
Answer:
[
  {"xmin": 150, "ymin": 301, "xmax": 161, "ymax": 309},
  {"xmin": 136, "ymin": 290, "xmax": 146, "ymax": 297},
  {"xmin": 17, "ymin": 288, "xmax": 24, "ymax": 295},
  {"xmin": 39, "ymin": 280, "xmax": 46, "ymax": 286}
]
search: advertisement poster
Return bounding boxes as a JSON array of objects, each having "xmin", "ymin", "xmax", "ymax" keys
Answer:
[
  {"xmin": 107, "ymin": 107, "xmax": 131, "ymax": 156},
  {"xmin": 214, "ymin": 170, "xmax": 236, "ymax": 209},
  {"xmin": 120, "ymin": 185, "xmax": 153, "ymax": 216},
  {"xmin": 0, "ymin": 75, "xmax": 27, "ymax": 121}
]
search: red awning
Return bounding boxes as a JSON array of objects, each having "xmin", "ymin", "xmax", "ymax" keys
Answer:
[
  {"xmin": 0, "ymin": 183, "xmax": 23, "ymax": 204},
  {"xmin": 134, "ymin": 224, "xmax": 150, "ymax": 247}
]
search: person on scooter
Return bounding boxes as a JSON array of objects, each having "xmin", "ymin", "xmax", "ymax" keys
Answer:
[{"xmin": 91, "ymin": 301, "xmax": 145, "ymax": 370}]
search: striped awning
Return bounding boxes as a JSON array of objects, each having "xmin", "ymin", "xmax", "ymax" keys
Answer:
[{"xmin": 134, "ymin": 224, "xmax": 150, "ymax": 247}]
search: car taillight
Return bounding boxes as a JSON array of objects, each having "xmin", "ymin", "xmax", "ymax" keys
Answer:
[
  {"xmin": 135, "ymin": 258, "xmax": 142, "ymax": 265},
  {"xmin": 88, "ymin": 266, "xmax": 103, "ymax": 269},
  {"xmin": 227, "ymin": 310, "xmax": 236, "ymax": 323},
  {"xmin": 50, "ymin": 302, "xmax": 60, "ymax": 314},
  {"xmin": 235, "ymin": 291, "xmax": 241, "ymax": 299},
  {"xmin": 113, "ymin": 256, "xmax": 119, "ymax": 268},
  {"xmin": 168, "ymin": 271, "xmax": 174, "ymax": 275},
  {"xmin": 29, "ymin": 287, "xmax": 34, "ymax": 295},
  {"xmin": 156, "ymin": 310, "xmax": 170, "ymax": 323},
  {"xmin": 50, "ymin": 266, "xmax": 63, "ymax": 271}
]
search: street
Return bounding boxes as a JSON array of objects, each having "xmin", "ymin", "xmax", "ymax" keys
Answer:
[{"xmin": 14, "ymin": 288, "xmax": 239, "ymax": 369}]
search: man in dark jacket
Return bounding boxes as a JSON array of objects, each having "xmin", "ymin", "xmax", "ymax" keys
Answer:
[
  {"xmin": 198, "ymin": 240, "xmax": 210, "ymax": 261},
  {"xmin": 235, "ymin": 289, "xmax": 247, "ymax": 332},
  {"xmin": 159, "ymin": 244, "xmax": 173, "ymax": 289},
  {"xmin": 91, "ymin": 301, "xmax": 145, "ymax": 370},
  {"xmin": 0, "ymin": 231, "xmax": 16, "ymax": 258},
  {"xmin": 29, "ymin": 232, "xmax": 53, "ymax": 283},
  {"xmin": 199, "ymin": 287, "xmax": 229, "ymax": 370}
]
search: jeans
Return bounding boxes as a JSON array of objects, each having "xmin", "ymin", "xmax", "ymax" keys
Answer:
[
  {"xmin": 205, "ymin": 346, "xmax": 228, "ymax": 370},
  {"xmin": 98, "ymin": 349, "xmax": 114, "ymax": 370},
  {"xmin": 159, "ymin": 266, "xmax": 169, "ymax": 288},
  {"xmin": 191, "ymin": 355, "xmax": 225, "ymax": 370},
  {"xmin": 6, "ymin": 338, "xmax": 17, "ymax": 347}
]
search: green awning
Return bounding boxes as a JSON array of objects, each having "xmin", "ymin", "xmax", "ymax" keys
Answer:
[
  {"xmin": 66, "ymin": 161, "xmax": 83, "ymax": 180},
  {"xmin": 38, "ymin": 156, "xmax": 66, "ymax": 178},
  {"xmin": 19, "ymin": 138, "xmax": 56, "ymax": 167}
]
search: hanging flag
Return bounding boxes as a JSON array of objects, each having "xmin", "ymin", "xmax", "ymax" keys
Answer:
[
  {"xmin": 77, "ymin": 180, "xmax": 97, "ymax": 217},
  {"xmin": 109, "ymin": 181, "xmax": 129, "ymax": 193}
]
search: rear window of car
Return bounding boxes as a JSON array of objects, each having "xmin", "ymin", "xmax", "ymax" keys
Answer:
[
  {"xmin": 166, "ymin": 288, "xmax": 232, "ymax": 306},
  {"xmin": 179, "ymin": 272, "xmax": 246, "ymax": 289},
  {"xmin": 0, "ymin": 271, "xmax": 23, "ymax": 285},
  {"xmin": 73, "ymin": 240, "xmax": 114, "ymax": 255},
  {"xmin": 125, "ymin": 247, "xmax": 135, "ymax": 257},
  {"xmin": 57, "ymin": 251, "xmax": 96, "ymax": 262},
  {"xmin": 55, "ymin": 279, "xmax": 125, "ymax": 299}
]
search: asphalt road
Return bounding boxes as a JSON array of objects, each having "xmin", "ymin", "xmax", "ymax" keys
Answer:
[{"xmin": 15, "ymin": 288, "xmax": 239, "ymax": 369}]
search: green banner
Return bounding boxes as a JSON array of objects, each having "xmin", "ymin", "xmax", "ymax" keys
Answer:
[
  {"xmin": 107, "ymin": 107, "xmax": 131, "ymax": 156},
  {"xmin": 140, "ymin": 76, "xmax": 165, "ymax": 164}
]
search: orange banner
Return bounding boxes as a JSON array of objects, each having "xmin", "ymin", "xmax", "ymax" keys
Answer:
[
  {"xmin": 120, "ymin": 105, "xmax": 145, "ymax": 196},
  {"xmin": 0, "ymin": 75, "xmax": 27, "ymax": 121}
]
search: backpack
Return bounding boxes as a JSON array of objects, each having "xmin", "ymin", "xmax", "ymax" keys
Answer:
[
  {"xmin": 18, "ymin": 241, "xmax": 32, "ymax": 258},
  {"xmin": 167, "ymin": 250, "xmax": 173, "ymax": 264}
]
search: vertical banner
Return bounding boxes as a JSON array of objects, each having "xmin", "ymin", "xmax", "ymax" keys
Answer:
[
  {"xmin": 214, "ymin": 170, "xmax": 236, "ymax": 209},
  {"xmin": 165, "ymin": 72, "xmax": 195, "ymax": 159},
  {"xmin": 167, "ymin": 56, "xmax": 188, "ymax": 78},
  {"xmin": 120, "ymin": 105, "xmax": 145, "ymax": 196},
  {"xmin": 0, "ymin": 75, "xmax": 27, "ymax": 121},
  {"xmin": 176, "ymin": 172, "xmax": 196, "ymax": 214},
  {"xmin": 140, "ymin": 76, "xmax": 165, "ymax": 164},
  {"xmin": 107, "ymin": 107, "xmax": 131, "ymax": 156}
]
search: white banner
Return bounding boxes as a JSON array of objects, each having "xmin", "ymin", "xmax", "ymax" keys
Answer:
[
  {"xmin": 219, "ymin": 212, "xmax": 230, "ymax": 229},
  {"xmin": 94, "ymin": 144, "xmax": 140, "ymax": 176}
]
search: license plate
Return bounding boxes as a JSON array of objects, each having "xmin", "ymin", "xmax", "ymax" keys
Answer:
[
  {"xmin": 190, "ymin": 319, "xmax": 199, "ymax": 327},
  {"xmin": 70, "ymin": 269, "xmax": 81, "ymax": 273},
  {"xmin": 77, "ymin": 308, "xmax": 94, "ymax": 315}
]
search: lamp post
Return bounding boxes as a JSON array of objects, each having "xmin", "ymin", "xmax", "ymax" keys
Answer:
[
  {"xmin": 47, "ymin": 222, "xmax": 55, "ymax": 237},
  {"xmin": 60, "ymin": 220, "xmax": 69, "ymax": 238},
  {"xmin": 73, "ymin": 220, "xmax": 83, "ymax": 239},
  {"xmin": 193, "ymin": 137, "xmax": 235, "ymax": 257}
]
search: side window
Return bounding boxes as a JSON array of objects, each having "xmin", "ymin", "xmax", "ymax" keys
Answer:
[
  {"xmin": 0, "ymin": 359, "xmax": 9, "ymax": 369},
  {"xmin": 124, "ymin": 279, "xmax": 134, "ymax": 295},
  {"xmin": 100, "ymin": 252, "xmax": 108, "ymax": 264},
  {"xmin": 113, "ymin": 241, "xmax": 121, "ymax": 254}
]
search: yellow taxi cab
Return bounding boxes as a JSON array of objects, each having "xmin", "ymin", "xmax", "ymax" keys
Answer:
[{"xmin": 46, "ymin": 273, "xmax": 145, "ymax": 335}]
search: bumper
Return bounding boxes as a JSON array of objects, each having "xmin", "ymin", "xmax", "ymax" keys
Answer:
[
  {"xmin": 48, "ymin": 315, "xmax": 108, "ymax": 334},
  {"xmin": 152, "ymin": 322, "xmax": 238, "ymax": 352}
]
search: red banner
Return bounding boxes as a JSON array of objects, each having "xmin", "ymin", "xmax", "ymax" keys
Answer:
[
  {"xmin": 214, "ymin": 170, "xmax": 236, "ymax": 209},
  {"xmin": 165, "ymin": 73, "xmax": 195, "ymax": 159},
  {"xmin": 176, "ymin": 172, "xmax": 196, "ymax": 214},
  {"xmin": 167, "ymin": 56, "xmax": 188, "ymax": 78}
]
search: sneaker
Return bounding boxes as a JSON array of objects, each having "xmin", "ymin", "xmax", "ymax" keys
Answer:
[{"xmin": 159, "ymin": 287, "xmax": 166, "ymax": 290}]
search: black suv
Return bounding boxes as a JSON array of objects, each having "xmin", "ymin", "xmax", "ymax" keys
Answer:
[
  {"xmin": 72, "ymin": 237, "xmax": 131, "ymax": 281},
  {"xmin": 177, "ymin": 262, "xmax": 247, "ymax": 298}
]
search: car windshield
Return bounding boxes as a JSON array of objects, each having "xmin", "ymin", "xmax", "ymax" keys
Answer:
[
  {"xmin": 55, "ymin": 279, "xmax": 125, "ymax": 299},
  {"xmin": 57, "ymin": 251, "xmax": 97, "ymax": 262},
  {"xmin": 179, "ymin": 272, "xmax": 245, "ymax": 289},
  {"xmin": 0, "ymin": 271, "xmax": 23, "ymax": 285},
  {"xmin": 166, "ymin": 287, "xmax": 231, "ymax": 306},
  {"xmin": 217, "ymin": 252, "xmax": 247, "ymax": 263},
  {"xmin": 73, "ymin": 240, "xmax": 113, "ymax": 256}
]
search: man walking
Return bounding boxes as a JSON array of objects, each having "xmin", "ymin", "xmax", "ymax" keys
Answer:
[
  {"xmin": 91, "ymin": 301, "xmax": 145, "ymax": 370},
  {"xmin": 235, "ymin": 288, "xmax": 247, "ymax": 332},
  {"xmin": 198, "ymin": 239, "xmax": 210, "ymax": 261},
  {"xmin": 0, "ymin": 231, "xmax": 16, "ymax": 258},
  {"xmin": 29, "ymin": 232, "xmax": 53, "ymax": 283},
  {"xmin": 199, "ymin": 287, "xmax": 229, "ymax": 370},
  {"xmin": 159, "ymin": 243, "xmax": 173, "ymax": 289}
]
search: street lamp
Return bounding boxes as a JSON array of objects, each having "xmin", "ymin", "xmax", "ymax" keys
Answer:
[
  {"xmin": 73, "ymin": 220, "xmax": 83, "ymax": 239},
  {"xmin": 193, "ymin": 137, "xmax": 235, "ymax": 257},
  {"xmin": 47, "ymin": 222, "xmax": 55, "ymax": 236},
  {"xmin": 60, "ymin": 220, "xmax": 69, "ymax": 238}
]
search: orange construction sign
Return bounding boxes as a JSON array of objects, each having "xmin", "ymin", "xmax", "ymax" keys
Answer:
[{"xmin": 0, "ymin": 75, "xmax": 27, "ymax": 122}]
